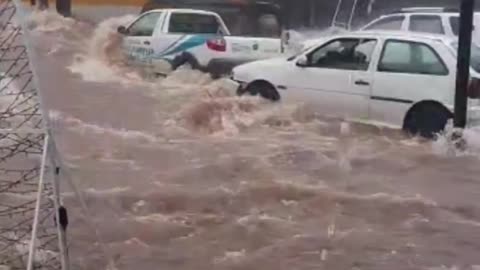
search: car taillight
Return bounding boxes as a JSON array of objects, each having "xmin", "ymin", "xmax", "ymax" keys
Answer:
[
  {"xmin": 207, "ymin": 37, "xmax": 226, "ymax": 52},
  {"xmin": 468, "ymin": 77, "xmax": 480, "ymax": 99}
]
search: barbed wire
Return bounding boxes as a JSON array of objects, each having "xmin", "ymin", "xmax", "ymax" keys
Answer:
[{"xmin": 0, "ymin": 1, "xmax": 61, "ymax": 269}]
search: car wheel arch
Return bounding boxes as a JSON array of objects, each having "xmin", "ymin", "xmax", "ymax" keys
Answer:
[
  {"xmin": 245, "ymin": 80, "xmax": 281, "ymax": 101},
  {"xmin": 402, "ymin": 99, "xmax": 453, "ymax": 136},
  {"xmin": 404, "ymin": 100, "xmax": 453, "ymax": 122}
]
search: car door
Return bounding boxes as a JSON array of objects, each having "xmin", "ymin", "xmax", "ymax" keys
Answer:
[
  {"xmin": 123, "ymin": 11, "xmax": 163, "ymax": 69},
  {"xmin": 370, "ymin": 39, "xmax": 453, "ymax": 127},
  {"xmin": 282, "ymin": 37, "xmax": 378, "ymax": 120}
]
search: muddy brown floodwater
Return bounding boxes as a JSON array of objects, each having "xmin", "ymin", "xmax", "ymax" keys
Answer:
[{"xmin": 17, "ymin": 9, "xmax": 480, "ymax": 270}]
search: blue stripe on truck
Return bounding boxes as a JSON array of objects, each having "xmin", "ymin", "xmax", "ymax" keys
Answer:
[{"xmin": 153, "ymin": 34, "xmax": 217, "ymax": 58}]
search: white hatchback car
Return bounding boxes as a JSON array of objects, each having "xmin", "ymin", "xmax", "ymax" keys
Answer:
[{"xmin": 229, "ymin": 31, "xmax": 480, "ymax": 138}]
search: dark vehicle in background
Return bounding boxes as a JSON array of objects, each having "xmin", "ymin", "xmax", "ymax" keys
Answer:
[{"xmin": 140, "ymin": 0, "xmax": 283, "ymax": 37}]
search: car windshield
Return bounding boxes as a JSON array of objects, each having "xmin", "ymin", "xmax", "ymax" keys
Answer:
[
  {"xmin": 450, "ymin": 41, "xmax": 480, "ymax": 73},
  {"xmin": 286, "ymin": 43, "xmax": 316, "ymax": 61}
]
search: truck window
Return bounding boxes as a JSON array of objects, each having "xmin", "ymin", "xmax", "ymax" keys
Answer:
[
  {"xmin": 363, "ymin": 15, "xmax": 405, "ymax": 31},
  {"xmin": 127, "ymin": 12, "xmax": 162, "ymax": 37},
  {"xmin": 409, "ymin": 15, "xmax": 445, "ymax": 34},
  {"xmin": 169, "ymin": 13, "xmax": 223, "ymax": 34}
]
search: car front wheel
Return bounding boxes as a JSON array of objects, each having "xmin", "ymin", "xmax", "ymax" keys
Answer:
[{"xmin": 244, "ymin": 81, "xmax": 280, "ymax": 102}]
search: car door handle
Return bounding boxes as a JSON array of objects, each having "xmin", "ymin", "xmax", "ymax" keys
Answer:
[
  {"xmin": 355, "ymin": 80, "xmax": 370, "ymax": 86},
  {"xmin": 144, "ymin": 41, "xmax": 151, "ymax": 45}
]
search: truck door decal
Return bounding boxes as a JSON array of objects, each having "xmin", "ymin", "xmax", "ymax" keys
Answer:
[{"xmin": 153, "ymin": 35, "xmax": 213, "ymax": 59}]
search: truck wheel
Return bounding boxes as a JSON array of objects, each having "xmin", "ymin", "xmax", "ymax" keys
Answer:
[
  {"xmin": 171, "ymin": 54, "xmax": 200, "ymax": 71},
  {"xmin": 245, "ymin": 81, "xmax": 280, "ymax": 102},
  {"xmin": 403, "ymin": 102, "xmax": 452, "ymax": 139}
]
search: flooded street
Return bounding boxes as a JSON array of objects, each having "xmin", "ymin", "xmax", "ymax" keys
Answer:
[{"xmin": 19, "ymin": 10, "xmax": 480, "ymax": 270}]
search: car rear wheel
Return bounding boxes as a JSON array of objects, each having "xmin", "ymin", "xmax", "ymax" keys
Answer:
[
  {"xmin": 403, "ymin": 102, "xmax": 453, "ymax": 139},
  {"xmin": 244, "ymin": 81, "xmax": 280, "ymax": 102}
]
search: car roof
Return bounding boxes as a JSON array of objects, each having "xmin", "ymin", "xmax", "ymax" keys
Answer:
[
  {"xmin": 303, "ymin": 30, "xmax": 455, "ymax": 47},
  {"xmin": 335, "ymin": 30, "xmax": 453, "ymax": 42},
  {"xmin": 145, "ymin": 8, "xmax": 220, "ymax": 16},
  {"xmin": 381, "ymin": 11, "xmax": 480, "ymax": 17},
  {"xmin": 355, "ymin": 30, "xmax": 453, "ymax": 41}
]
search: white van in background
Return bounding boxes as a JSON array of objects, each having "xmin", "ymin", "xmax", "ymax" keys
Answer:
[{"xmin": 360, "ymin": 7, "xmax": 480, "ymax": 45}]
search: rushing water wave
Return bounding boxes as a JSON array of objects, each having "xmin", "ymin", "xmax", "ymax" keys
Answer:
[{"xmin": 19, "ymin": 10, "xmax": 480, "ymax": 270}]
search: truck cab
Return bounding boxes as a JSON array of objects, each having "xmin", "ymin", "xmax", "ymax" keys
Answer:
[{"xmin": 139, "ymin": 0, "xmax": 283, "ymax": 38}]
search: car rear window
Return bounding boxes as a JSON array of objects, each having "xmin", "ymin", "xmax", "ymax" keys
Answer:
[
  {"xmin": 409, "ymin": 15, "xmax": 445, "ymax": 34},
  {"xmin": 169, "ymin": 13, "xmax": 222, "ymax": 34}
]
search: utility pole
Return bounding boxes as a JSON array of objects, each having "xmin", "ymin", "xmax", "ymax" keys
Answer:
[
  {"xmin": 454, "ymin": 0, "xmax": 475, "ymax": 128},
  {"xmin": 56, "ymin": 0, "xmax": 72, "ymax": 17}
]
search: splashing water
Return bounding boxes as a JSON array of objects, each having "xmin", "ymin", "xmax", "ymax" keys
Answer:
[
  {"xmin": 17, "ymin": 9, "xmax": 480, "ymax": 270},
  {"xmin": 432, "ymin": 121, "xmax": 480, "ymax": 157},
  {"xmin": 66, "ymin": 14, "xmax": 146, "ymax": 84}
]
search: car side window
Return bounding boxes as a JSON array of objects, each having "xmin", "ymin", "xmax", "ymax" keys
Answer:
[
  {"xmin": 409, "ymin": 15, "xmax": 445, "ymax": 34},
  {"xmin": 378, "ymin": 40, "xmax": 448, "ymax": 76},
  {"xmin": 127, "ymin": 12, "xmax": 162, "ymax": 37},
  {"xmin": 169, "ymin": 13, "xmax": 224, "ymax": 34},
  {"xmin": 363, "ymin": 16, "xmax": 405, "ymax": 31},
  {"xmin": 308, "ymin": 38, "xmax": 377, "ymax": 71},
  {"xmin": 450, "ymin": 16, "xmax": 459, "ymax": 36}
]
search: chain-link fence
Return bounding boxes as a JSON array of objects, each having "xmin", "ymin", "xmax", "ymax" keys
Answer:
[{"xmin": 0, "ymin": 1, "xmax": 63, "ymax": 269}]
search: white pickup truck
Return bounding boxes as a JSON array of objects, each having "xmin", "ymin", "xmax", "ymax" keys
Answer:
[{"xmin": 117, "ymin": 8, "xmax": 292, "ymax": 77}]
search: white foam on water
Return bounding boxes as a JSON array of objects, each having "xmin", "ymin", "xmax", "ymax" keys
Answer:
[
  {"xmin": 213, "ymin": 250, "xmax": 246, "ymax": 264},
  {"xmin": 50, "ymin": 110, "xmax": 159, "ymax": 143},
  {"xmin": 133, "ymin": 213, "xmax": 172, "ymax": 224},
  {"xmin": 432, "ymin": 124, "xmax": 480, "ymax": 157},
  {"xmin": 61, "ymin": 186, "xmax": 131, "ymax": 198},
  {"xmin": 66, "ymin": 14, "xmax": 148, "ymax": 85},
  {"xmin": 84, "ymin": 186, "xmax": 131, "ymax": 196}
]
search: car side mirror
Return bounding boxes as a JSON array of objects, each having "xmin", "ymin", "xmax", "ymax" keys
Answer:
[
  {"xmin": 117, "ymin": 26, "xmax": 128, "ymax": 35},
  {"xmin": 296, "ymin": 55, "xmax": 308, "ymax": 67}
]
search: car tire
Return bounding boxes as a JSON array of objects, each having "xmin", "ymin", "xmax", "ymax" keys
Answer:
[
  {"xmin": 244, "ymin": 81, "xmax": 280, "ymax": 102},
  {"xmin": 403, "ymin": 102, "xmax": 453, "ymax": 139}
]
